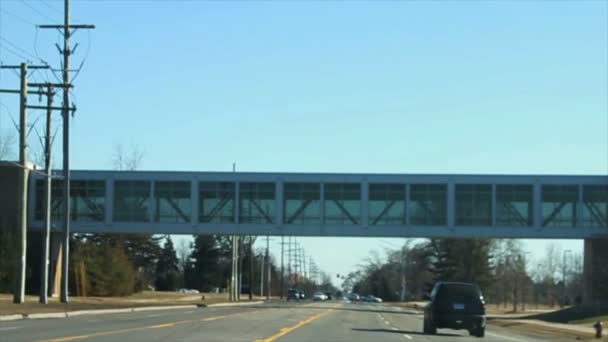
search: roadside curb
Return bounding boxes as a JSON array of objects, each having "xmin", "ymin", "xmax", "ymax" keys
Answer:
[
  {"xmin": 0, "ymin": 301, "xmax": 265, "ymax": 321},
  {"xmin": 206, "ymin": 301, "xmax": 264, "ymax": 308},
  {"xmin": 132, "ymin": 305, "xmax": 197, "ymax": 312},
  {"xmin": 0, "ymin": 314, "xmax": 24, "ymax": 321}
]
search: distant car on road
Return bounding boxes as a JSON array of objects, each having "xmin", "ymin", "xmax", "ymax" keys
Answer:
[
  {"xmin": 177, "ymin": 288, "xmax": 199, "ymax": 294},
  {"xmin": 313, "ymin": 292, "xmax": 328, "ymax": 301},
  {"xmin": 287, "ymin": 289, "xmax": 302, "ymax": 300},
  {"xmin": 368, "ymin": 295, "xmax": 382, "ymax": 303},
  {"xmin": 324, "ymin": 292, "xmax": 333, "ymax": 300},
  {"xmin": 348, "ymin": 293, "xmax": 360, "ymax": 302},
  {"xmin": 423, "ymin": 282, "xmax": 486, "ymax": 338}
]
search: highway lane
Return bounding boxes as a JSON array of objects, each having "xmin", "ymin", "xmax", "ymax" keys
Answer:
[{"xmin": 0, "ymin": 301, "xmax": 582, "ymax": 342}]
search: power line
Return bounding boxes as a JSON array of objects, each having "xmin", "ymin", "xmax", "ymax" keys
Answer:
[
  {"xmin": 1, "ymin": 45, "xmax": 31, "ymax": 62},
  {"xmin": 0, "ymin": 8, "xmax": 37, "ymax": 26},
  {"xmin": 35, "ymin": 0, "xmax": 64, "ymax": 16},
  {"xmin": 19, "ymin": 0, "xmax": 58, "ymax": 23},
  {"xmin": 0, "ymin": 36, "xmax": 40, "ymax": 62}
]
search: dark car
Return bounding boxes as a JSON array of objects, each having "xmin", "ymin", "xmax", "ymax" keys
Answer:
[
  {"xmin": 324, "ymin": 292, "xmax": 333, "ymax": 300},
  {"xmin": 423, "ymin": 282, "xmax": 486, "ymax": 338},
  {"xmin": 287, "ymin": 289, "xmax": 300, "ymax": 301}
]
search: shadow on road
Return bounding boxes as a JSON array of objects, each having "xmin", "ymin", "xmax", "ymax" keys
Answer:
[
  {"xmin": 254, "ymin": 303, "xmax": 420, "ymax": 316},
  {"xmin": 351, "ymin": 328, "xmax": 463, "ymax": 337}
]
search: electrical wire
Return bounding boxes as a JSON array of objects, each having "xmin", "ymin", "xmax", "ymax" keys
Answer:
[
  {"xmin": 1, "ymin": 44, "xmax": 31, "ymax": 62},
  {"xmin": 35, "ymin": 0, "xmax": 64, "ymax": 17},
  {"xmin": 19, "ymin": 0, "xmax": 58, "ymax": 24},
  {"xmin": 0, "ymin": 8, "xmax": 37, "ymax": 26},
  {"xmin": 70, "ymin": 30, "xmax": 92, "ymax": 84},
  {"xmin": 0, "ymin": 36, "xmax": 39, "ymax": 62}
]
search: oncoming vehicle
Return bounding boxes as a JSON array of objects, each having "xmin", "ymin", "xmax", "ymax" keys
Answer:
[
  {"xmin": 313, "ymin": 292, "xmax": 328, "ymax": 301},
  {"xmin": 423, "ymin": 282, "xmax": 486, "ymax": 338},
  {"xmin": 287, "ymin": 289, "xmax": 301, "ymax": 301}
]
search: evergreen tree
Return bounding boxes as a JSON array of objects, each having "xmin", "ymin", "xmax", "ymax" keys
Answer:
[
  {"xmin": 424, "ymin": 238, "xmax": 495, "ymax": 292},
  {"xmin": 155, "ymin": 237, "xmax": 180, "ymax": 291},
  {"xmin": 185, "ymin": 235, "xmax": 222, "ymax": 291}
]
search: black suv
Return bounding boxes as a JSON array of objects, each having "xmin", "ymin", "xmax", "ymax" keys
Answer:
[{"xmin": 423, "ymin": 282, "xmax": 486, "ymax": 338}]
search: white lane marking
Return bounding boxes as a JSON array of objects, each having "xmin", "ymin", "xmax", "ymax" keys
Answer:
[
  {"xmin": 86, "ymin": 319, "xmax": 100, "ymax": 323},
  {"xmin": 0, "ymin": 327, "xmax": 18, "ymax": 331},
  {"xmin": 486, "ymin": 332, "xmax": 528, "ymax": 342},
  {"xmin": 183, "ymin": 311, "xmax": 195, "ymax": 314},
  {"xmin": 385, "ymin": 321, "xmax": 390, "ymax": 325},
  {"xmin": 402, "ymin": 334, "xmax": 413, "ymax": 340},
  {"xmin": 146, "ymin": 314, "xmax": 162, "ymax": 318},
  {"xmin": 391, "ymin": 327, "xmax": 398, "ymax": 331}
]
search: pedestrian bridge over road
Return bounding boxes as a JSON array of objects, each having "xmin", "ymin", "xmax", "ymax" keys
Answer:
[{"xmin": 28, "ymin": 170, "xmax": 608, "ymax": 239}]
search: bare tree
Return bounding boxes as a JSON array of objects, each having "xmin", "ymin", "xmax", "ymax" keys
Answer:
[
  {"xmin": 176, "ymin": 239, "xmax": 191, "ymax": 272},
  {"xmin": 112, "ymin": 144, "xmax": 145, "ymax": 171},
  {"xmin": 0, "ymin": 130, "xmax": 16, "ymax": 160}
]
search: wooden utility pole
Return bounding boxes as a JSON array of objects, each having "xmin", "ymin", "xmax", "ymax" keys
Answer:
[
  {"xmin": 0, "ymin": 64, "xmax": 49, "ymax": 304},
  {"xmin": 40, "ymin": 84, "xmax": 54, "ymax": 304},
  {"xmin": 16, "ymin": 63, "xmax": 28, "ymax": 304},
  {"xmin": 280, "ymin": 235, "xmax": 284, "ymax": 299},
  {"xmin": 249, "ymin": 236, "xmax": 253, "ymax": 300},
  {"xmin": 39, "ymin": 0, "xmax": 94, "ymax": 303}
]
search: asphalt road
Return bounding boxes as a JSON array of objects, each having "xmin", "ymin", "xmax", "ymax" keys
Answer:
[{"xmin": 0, "ymin": 301, "xmax": 582, "ymax": 342}]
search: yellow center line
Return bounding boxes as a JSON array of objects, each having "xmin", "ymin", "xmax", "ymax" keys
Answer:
[
  {"xmin": 38, "ymin": 309, "xmax": 266, "ymax": 342},
  {"xmin": 253, "ymin": 305, "xmax": 340, "ymax": 342}
]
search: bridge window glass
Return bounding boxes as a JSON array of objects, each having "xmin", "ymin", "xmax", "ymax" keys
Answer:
[
  {"xmin": 35, "ymin": 179, "xmax": 64, "ymax": 221},
  {"xmin": 199, "ymin": 182, "xmax": 235, "ymax": 223},
  {"xmin": 240, "ymin": 183, "xmax": 275, "ymax": 224},
  {"xmin": 113, "ymin": 181, "xmax": 151, "ymax": 222},
  {"xmin": 496, "ymin": 185, "xmax": 533, "ymax": 226},
  {"xmin": 409, "ymin": 184, "xmax": 446, "ymax": 225},
  {"xmin": 582, "ymin": 185, "xmax": 607, "ymax": 227},
  {"xmin": 369, "ymin": 184, "xmax": 405, "ymax": 225},
  {"xmin": 456, "ymin": 184, "xmax": 491, "ymax": 226},
  {"xmin": 154, "ymin": 181, "xmax": 191, "ymax": 223},
  {"xmin": 542, "ymin": 185, "xmax": 578, "ymax": 227},
  {"xmin": 324, "ymin": 183, "xmax": 361, "ymax": 225},
  {"xmin": 35, "ymin": 180, "xmax": 105, "ymax": 222},
  {"xmin": 284, "ymin": 183, "xmax": 321, "ymax": 225}
]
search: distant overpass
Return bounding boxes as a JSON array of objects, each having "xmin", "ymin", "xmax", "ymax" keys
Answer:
[{"xmin": 26, "ymin": 170, "xmax": 607, "ymax": 238}]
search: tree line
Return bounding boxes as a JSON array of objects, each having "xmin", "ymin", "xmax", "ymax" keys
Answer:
[{"xmin": 343, "ymin": 238, "xmax": 583, "ymax": 311}]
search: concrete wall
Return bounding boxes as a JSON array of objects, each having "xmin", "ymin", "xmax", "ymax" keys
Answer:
[
  {"xmin": 0, "ymin": 162, "xmax": 22, "ymax": 231},
  {"xmin": 584, "ymin": 238, "xmax": 608, "ymax": 310}
]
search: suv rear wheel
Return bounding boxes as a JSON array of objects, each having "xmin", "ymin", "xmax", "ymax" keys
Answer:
[{"xmin": 423, "ymin": 319, "xmax": 436, "ymax": 335}]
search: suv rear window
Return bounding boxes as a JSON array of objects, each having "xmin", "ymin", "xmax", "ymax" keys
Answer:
[{"xmin": 437, "ymin": 284, "xmax": 480, "ymax": 300}]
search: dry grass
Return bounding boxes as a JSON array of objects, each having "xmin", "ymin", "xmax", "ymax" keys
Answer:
[
  {"xmin": 0, "ymin": 291, "xmax": 260, "ymax": 316},
  {"xmin": 490, "ymin": 319, "xmax": 598, "ymax": 341}
]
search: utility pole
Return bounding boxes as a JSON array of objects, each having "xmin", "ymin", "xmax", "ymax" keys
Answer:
[
  {"xmin": 249, "ymin": 236, "xmax": 254, "ymax": 300},
  {"xmin": 260, "ymin": 248, "xmax": 264, "ymax": 297},
  {"xmin": 301, "ymin": 248, "xmax": 306, "ymax": 280},
  {"xmin": 40, "ymin": 84, "xmax": 54, "ymax": 304},
  {"xmin": 39, "ymin": 0, "xmax": 95, "ymax": 303},
  {"xmin": 16, "ymin": 63, "xmax": 28, "ymax": 305},
  {"xmin": 287, "ymin": 236, "xmax": 292, "ymax": 288},
  {"xmin": 238, "ymin": 236, "xmax": 243, "ymax": 300},
  {"xmin": 280, "ymin": 235, "xmax": 284, "ymax": 299},
  {"xmin": 266, "ymin": 235, "xmax": 270, "ymax": 300},
  {"xmin": 0, "ymin": 64, "xmax": 50, "ymax": 304}
]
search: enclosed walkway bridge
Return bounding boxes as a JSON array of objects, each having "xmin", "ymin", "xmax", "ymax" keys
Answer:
[{"xmin": 27, "ymin": 170, "xmax": 607, "ymax": 238}]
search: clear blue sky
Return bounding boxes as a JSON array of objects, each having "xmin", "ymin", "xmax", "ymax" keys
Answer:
[{"xmin": 1, "ymin": 0, "xmax": 606, "ymax": 284}]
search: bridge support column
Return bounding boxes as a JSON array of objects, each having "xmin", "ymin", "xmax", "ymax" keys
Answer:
[
  {"xmin": 48, "ymin": 233, "xmax": 63, "ymax": 297},
  {"xmin": 583, "ymin": 238, "xmax": 608, "ymax": 310}
]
